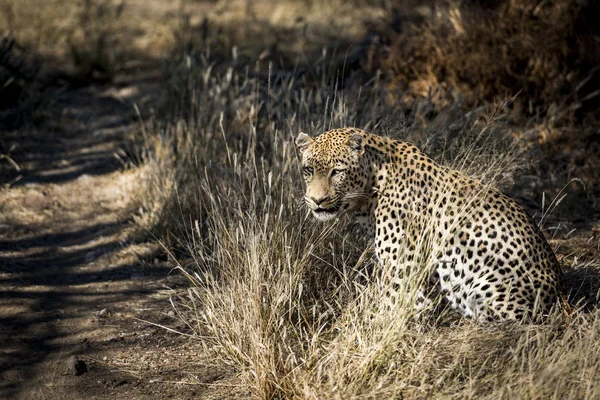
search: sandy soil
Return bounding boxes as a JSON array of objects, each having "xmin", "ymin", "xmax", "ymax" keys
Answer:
[{"xmin": 0, "ymin": 68, "xmax": 240, "ymax": 399}]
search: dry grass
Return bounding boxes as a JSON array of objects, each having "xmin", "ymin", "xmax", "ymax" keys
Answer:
[
  {"xmin": 0, "ymin": 35, "xmax": 47, "ymax": 133},
  {"xmin": 370, "ymin": 0, "xmax": 600, "ymax": 214},
  {"xmin": 136, "ymin": 32, "xmax": 600, "ymax": 397},
  {"xmin": 378, "ymin": 0, "xmax": 600, "ymax": 120},
  {"xmin": 4, "ymin": 0, "xmax": 598, "ymax": 398},
  {"xmin": 0, "ymin": 0, "xmax": 127, "ymax": 138},
  {"xmin": 1, "ymin": 0, "xmax": 121, "ymax": 79},
  {"xmin": 0, "ymin": 0, "xmax": 179, "ymax": 81},
  {"xmin": 132, "ymin": 2, "xmax": 600, "ymax": 399}
]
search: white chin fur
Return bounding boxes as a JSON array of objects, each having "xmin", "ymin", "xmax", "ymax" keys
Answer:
[{"xmin": 312, "ymin": 210, "xmax": 338, "ymax": 221}]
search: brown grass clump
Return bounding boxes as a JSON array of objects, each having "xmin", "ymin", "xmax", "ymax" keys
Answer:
[
  {"xmin": 367, "ymin": 0, "xmax": 600, "ymax": 213},
  {"xmin": 137, "ymin": 36, "xmax": 600, "ymax": 396},
  {"xmin": 1, "ymin": 0, "xmax": 122, "ymax": 80},
  {"xmin": 81, "ymin": 1, "xmax": 597, "ymax": 398},
  {"xmin": 378, "ymin": 0, "xmax": 600, "ymax": 120},
  {"xmin": 0, "ymin": 35, "xmax": 46, "ymax": 131},
  {"xmin": 0, "ymin": 0, "xmax": 178, "ymax": 82}
]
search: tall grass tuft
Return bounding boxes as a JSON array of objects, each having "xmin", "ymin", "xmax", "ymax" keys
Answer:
[{"xmin": 134, "ymin": 41, "xmax": 600, "ymax": 398}]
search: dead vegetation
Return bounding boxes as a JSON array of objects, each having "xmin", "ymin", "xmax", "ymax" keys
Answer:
[
  {"xmin": 370, "ymin": 0, "xmax": 600, "ymax": 203},
  {"xmin": 2, "ymin": 0, "xmax": 599, "ymax": 398},
  {"xmin": 376, "ymin": 0, "xmax": 600, "ymax": 118},
  {"xmin": 131, "ymin": 1, "xmax": 600, "ymax": 398},
  {"xmin": 0, "ymin": 0, "xmax": 179, "ymax": 83}
]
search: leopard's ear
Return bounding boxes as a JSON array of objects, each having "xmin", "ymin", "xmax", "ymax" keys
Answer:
[
  {"xmin": 295, "ymin": 132, "xmax": 313, "ymax": 152},
  {"xmin": 348, "ymin": 133, "xmax": 365, "ymax": 156}
]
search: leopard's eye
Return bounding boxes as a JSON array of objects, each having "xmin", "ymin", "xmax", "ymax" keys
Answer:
[
  {"xmin": 330, "ymin": 168, "xmax": 345, "ymax": 177},
  {"xmin": 303, "ymin": 166, "xmax": 314, "ymax": 176}
]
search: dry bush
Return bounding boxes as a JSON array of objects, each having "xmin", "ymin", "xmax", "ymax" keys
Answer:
[
  {"xmin": 0, "ymin": 36, "xmax": 46, "ymax": 130},
  {"xmin": 0, "ymin": 0, "xmax": 137, "ymax": 81},
  {"xmin": 0, "ymin": 35, "xmax": 51, "ymax": 184},
  {"xmin": 127, "ymin": 2, "xmax": 600, "ymax": 398},
  {"xmin": 0, "ymin": 0, "xmax": 79, "ymax": 58},
  {"xmin": 367, "ymin": 0, "xmax": 600, "ymax": 213},
  {"xmin": 377, "ymin": 0, "xmax": 600, "ymax": 121},
  {"xmin": 67, "ymin": 0, "xmax": 126, "ymax": 81},
  {"xmin": 133, "ymin": 37, "xmax": 600, "ymax": 397},
  {"xmin": 0, "ymin": 0, "xmax": 130, "ymax": 127}
]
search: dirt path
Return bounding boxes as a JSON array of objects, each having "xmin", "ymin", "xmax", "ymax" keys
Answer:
[{"xmin": 0, "ymin": 73, "xmax": 229, "ymax": 399}]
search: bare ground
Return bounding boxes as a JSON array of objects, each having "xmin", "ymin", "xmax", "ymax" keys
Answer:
[{"xmin": 0, "ymin": 69, "xmax": 238, "ymax": 399}]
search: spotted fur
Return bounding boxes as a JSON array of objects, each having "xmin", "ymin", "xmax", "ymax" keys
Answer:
[{"xmin": 296, "ymin": 128, "xmax": 565, "ymax": 323}]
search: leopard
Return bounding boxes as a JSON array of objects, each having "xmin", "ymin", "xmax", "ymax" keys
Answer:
[{"xmin": 295, "ymin": 127, "xmax": 566, "ymax": 324}]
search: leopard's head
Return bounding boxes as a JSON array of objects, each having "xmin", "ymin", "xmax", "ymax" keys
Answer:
[{"xmin": 295, "ymin": 129, "xmax": 368, "ymax": 221}]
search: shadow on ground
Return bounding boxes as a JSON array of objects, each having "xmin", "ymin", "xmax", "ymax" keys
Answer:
[{"xmin": 0, "ymin": 66, "xmax": 175, "ymax": 399}]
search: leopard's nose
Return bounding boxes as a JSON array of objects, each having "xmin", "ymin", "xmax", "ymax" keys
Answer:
[{"xmin": 310, "ymin": 195, "xmax": 329, "ymax": 206}]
